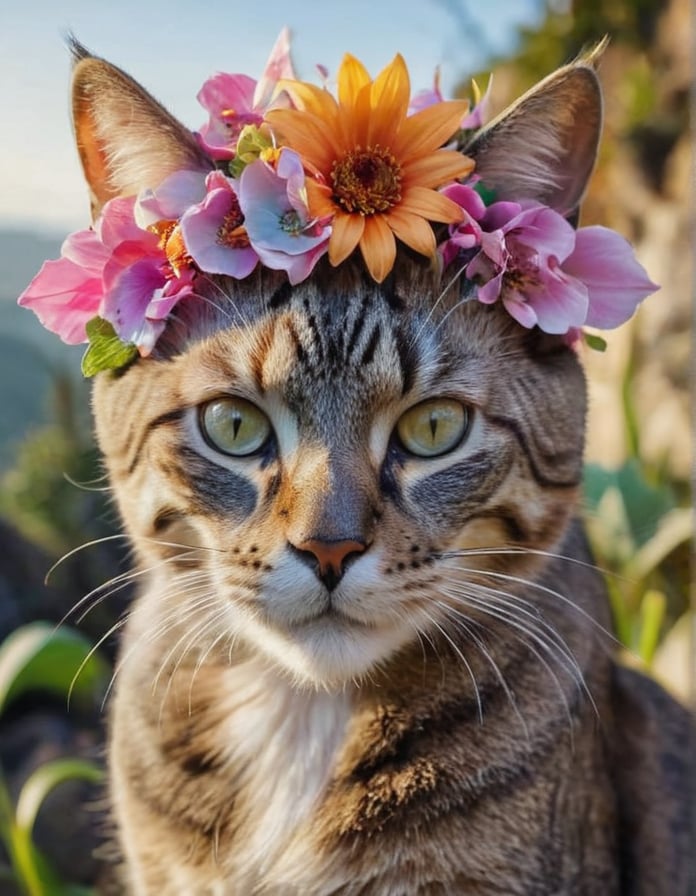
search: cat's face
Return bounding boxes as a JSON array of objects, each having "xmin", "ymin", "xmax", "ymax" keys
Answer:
[{"xmin": 94, "ymin": 260, "xmax": 586, "ymax": 687}]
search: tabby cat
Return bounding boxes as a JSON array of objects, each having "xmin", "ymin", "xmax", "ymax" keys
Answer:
[{"xmin": 65, "ymin": 42, "xmax": 691, "ymax": 895}]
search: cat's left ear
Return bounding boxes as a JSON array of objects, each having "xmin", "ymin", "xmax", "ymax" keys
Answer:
[
  {"xmin": 70, "ymin": 39, "xmax": 213, "ymax": 221},
  {"xmin": 464, "ymin": 42, "xmax": 605, "ymax": 219}
]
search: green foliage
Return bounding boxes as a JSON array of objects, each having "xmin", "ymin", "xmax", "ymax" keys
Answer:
[
  {"xmin": 0, "ymin": 623, "xmax": 109, "ymax": 715},
  {"xmin": 0, "ymin": 623, "xmax": 106, "ymax": 896},
  {"xmin": 0, "ymin": 370, "xmax": 107, "ymax": 557}
]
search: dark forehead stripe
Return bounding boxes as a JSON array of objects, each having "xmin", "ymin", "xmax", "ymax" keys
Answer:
[{"xmin": 488, "ymin": 414, "xmax": 581, "ymax": 489}]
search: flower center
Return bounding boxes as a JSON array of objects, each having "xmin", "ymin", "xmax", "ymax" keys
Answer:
[
  {"xmin": 279, "ymin": 210, "xmax": 303, "ymax": 235},
  {"xmin": 331, "ymin": 145, "xmax": 402, "ymax": 216},
  {"xmin": 217, "ymin": 196, "xmax": 250, "ymax": 249}
]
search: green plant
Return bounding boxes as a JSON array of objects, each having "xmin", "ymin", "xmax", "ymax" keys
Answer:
[{"xmin": 0, "ymin": 623, "xmax": 108, "ymax": 896}]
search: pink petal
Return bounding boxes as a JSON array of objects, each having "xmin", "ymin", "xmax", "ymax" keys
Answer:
[
  {"xmin": 502, "ymin": 290, "xmax": 538, "ymax": 329},
  {"xmin": 476, "ymin": 271, "xmax": 504, "ymax": 305},
  {"xmin": 60, "ymin": 229, "xmax": 109, "ymax": 273},
  {"xmin": 523, "ymin": 263, "xmax": 589, "ymax": 333},
  {"xmin": 18, "ymin": 256, "xmax": 103, "ymax": 344},
  {"xmin": 135, "ymin": 170, "xmax": 207, "ymax": 228},
  {"xmin": 180, "ymin": 188, "xmax": 258, "ymax": 278},
  {"xmin": 442, "ymin": 183, "xmax": 486, "ymax": 221},
  {"xmin": 506, "ymin": 205, "xmax": 576, "ymax": 264},
  {"xmin": 197, "ymin": 72, "xmax": 257, "ymax": 118},
  {"xmin": 253, "ymin": 27, "xmax": 296, "ymax": 109},
  {"xmin": 563, "ymin": 226, "xmax": 659, "ymax": 328},
  {"xmin": 481, "ymin": 201, "xmax": 521, "ymax": 232},
  {"xmin": 102, "ymin": 254, "xmax": 166, "ymax": 345},
  {"xmin": 97, "ymin": 197, "xmax": 148, "ymax": 249},
  {"xmin": 408, "ymin": 67, "xmax": 443, "ymax": 115}
]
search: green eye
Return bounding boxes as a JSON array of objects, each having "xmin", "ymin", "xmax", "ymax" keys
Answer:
[
  {"xmin": 396, "ymin": 398, "xmax": 469, "ymax": 458},
  {"xmin": 200, "ymin": 397, "xmax": 272, "ymax": 457}
]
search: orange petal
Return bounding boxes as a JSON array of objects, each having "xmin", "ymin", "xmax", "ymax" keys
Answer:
[
  {"xmin": 305, "ymin": 178, "xmax": 338, "ymax": 219},
  {"xmin": 399, "ymin": 186, "xmax": 465, "ymax": 224},
  {"xmin": 367, "ymin": 54, "xmax": 410, "ymax": 147},
  {"xmin": 402, "ymin": 150, "xmax": 475, "ymax": 189},
  {"xmin": 384, "ymin": 208, "xmax": 436, "ymax": 257},
  {"xmin": 394, "ymin": 99, "xmax": 470, "ymax": 160},
  {"xmin": 337, "ymin": 53, "xmax": 371, "ymax": 109},
  {"xmin": 329, "ymin": 212, "xmax": 365, "ymax": 267},
  {"xmin": 282, "ymin": 79, "xmax": 337, "ymax": 117},
  {"xmin": 359, "ymin": 215, "xmax": 396, "ymax": 283},
  {"xmin": 265, "ymin": 108, "xmax": 339, "ymax": 174}
]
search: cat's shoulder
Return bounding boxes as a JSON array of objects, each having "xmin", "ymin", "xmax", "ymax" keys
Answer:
[{"xmin": 609, "ymin": 663, "xmax": 694, "ymax": 894}]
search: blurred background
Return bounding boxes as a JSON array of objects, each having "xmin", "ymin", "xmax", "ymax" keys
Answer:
[{"xmin": 0, "ymin": 0, "xmax": 691, "ymax": 891}]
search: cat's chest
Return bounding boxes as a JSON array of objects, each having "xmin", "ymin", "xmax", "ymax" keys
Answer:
[{"xmin": 211, "ymin": 661, "xmax": 352, "ymax": 889}]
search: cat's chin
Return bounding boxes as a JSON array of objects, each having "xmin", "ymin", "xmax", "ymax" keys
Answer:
[{"xmin": 236, "ymin": 610, "xmax": 412, "ymax": 690}]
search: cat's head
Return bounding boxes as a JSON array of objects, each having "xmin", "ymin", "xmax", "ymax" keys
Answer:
[{"xmin": 74, "ymin": 44, "xmax": 604, "ymax": 688}]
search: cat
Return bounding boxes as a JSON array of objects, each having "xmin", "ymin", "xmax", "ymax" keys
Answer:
[{"xmin": 61, "ymin": 41, "xmax": 692, "ymax": 895}]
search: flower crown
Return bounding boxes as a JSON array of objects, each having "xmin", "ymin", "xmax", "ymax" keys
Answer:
[{"xmin": 19, "ymin": 31, "xmax": 657, "ymax": 375}]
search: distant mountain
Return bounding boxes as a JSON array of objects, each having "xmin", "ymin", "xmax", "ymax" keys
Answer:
[{"xmin": 0, "ymin": 229, "xmax": 86, "ymax": 470}]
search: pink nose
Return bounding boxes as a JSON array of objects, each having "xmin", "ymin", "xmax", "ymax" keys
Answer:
[{"xmin": 294, "ymin": 538, "xmax": 367, "ymax": 590}]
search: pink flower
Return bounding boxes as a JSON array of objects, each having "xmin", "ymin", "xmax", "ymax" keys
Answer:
[
  {"xmin": 466, "ymin": 202, "xmax": 589, "ymax": 333},
  {"xmin": 17, "ymin": 196, "xmax": 146, "ymax": 345},
  {"xmin": 563, "ymin": 226, "xmax": 658, "ymax": 328},
  {"xmin": 239, "ymin": 149, "xmax": 330, "ymax": 284},
  {"xmin": 179, "ymin": 171, "xmax": 258, "ymax": 278},
  {"xmin": 18, "ymin": 229, "xmax": 108, "ymax": 344},
  {"xmin": 196, "ymin": 29, "xmax": 295, "ymax": 159},
  {"xmin": 18, "ymin": 194, "xmax": 199, "ymax": 354},
  {"xmin": 439, "ymin": 183, "xmax": 486, "ymax": 267},
  {"xmin": 458, "ymin": 200, "xmax": 658, "ymax": 334},
  {"xmin": 100, "ymin": 234, "xmax": 195, "ymax": 355}
]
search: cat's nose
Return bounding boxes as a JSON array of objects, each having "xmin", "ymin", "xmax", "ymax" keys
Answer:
[{"xmin": 293, "ymin": 538, "xmax": 367, "ymax": 591}]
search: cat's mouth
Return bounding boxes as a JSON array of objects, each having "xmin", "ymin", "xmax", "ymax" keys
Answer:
[{"xmin": 287, "ymin": 602, "xmax": 378, "ymax": 632}]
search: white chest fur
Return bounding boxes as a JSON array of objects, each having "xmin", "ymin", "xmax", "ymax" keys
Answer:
[{"xmin": 214, "ymin": 660, "xmax": 352, "ymax": 892}]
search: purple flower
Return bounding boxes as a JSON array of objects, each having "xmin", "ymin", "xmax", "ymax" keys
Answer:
[
  {"xmin": 465, "ymin": 202, "xmax": 589, "ymax": 333},
  {"xmin": 179, "ymin": 171, "xmax": 258, "ymax": 278},
  {"xmin": 239, "ymin": 149, "xmax": 331, "ymax": 284},
  {"xmin": 135, "ymin": 170, "xmax": 207, "ymax": 229}
]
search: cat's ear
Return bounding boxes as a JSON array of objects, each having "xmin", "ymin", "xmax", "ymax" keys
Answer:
[
  {"xmin": 465, "ymin": 42, "xmax": 606, "ymax": 217},
  {"xmin": 70, "ymin": 38, "xmax": 213, "ymax": 221}
]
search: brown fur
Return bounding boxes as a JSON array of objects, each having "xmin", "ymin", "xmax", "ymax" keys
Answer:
[{"xmin": 63, "ymin": 42, "xmax": 695, "ymax": 895}]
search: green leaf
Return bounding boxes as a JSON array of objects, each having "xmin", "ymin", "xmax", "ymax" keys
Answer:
[
  {"xmin": 15, "ymin": 759, "xmax": 104, "ymax": 837},
  {"xmin": 81, "ymin": 317, "xmax": 137, "ymax": 377},
  {"xmin": 583, "ymin": 332, "xmax": 607, "ymax": 352},
  {"xmin": 0, "ymin": 623, "xmax": 108, "ymax": 715}
]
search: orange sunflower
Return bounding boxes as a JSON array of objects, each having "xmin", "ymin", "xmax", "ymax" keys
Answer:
[{"xmin": 265, "ymin": 54, "xmax": 474, "ymax": 282}]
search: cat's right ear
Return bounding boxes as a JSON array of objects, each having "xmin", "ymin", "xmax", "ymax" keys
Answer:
[{"xmin": 70, "ymin": 38, "xmax": 213, "ymax": 221}]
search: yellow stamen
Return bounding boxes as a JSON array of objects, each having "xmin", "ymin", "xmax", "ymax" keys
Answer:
[{"xmin": 331, "ymin": 145, "xmax": 402, "ymax": 216}]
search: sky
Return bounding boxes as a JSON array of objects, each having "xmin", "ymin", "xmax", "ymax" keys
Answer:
[{"xmin": 0, "ymin": 0, "xmax": 543, "ymax": 235}]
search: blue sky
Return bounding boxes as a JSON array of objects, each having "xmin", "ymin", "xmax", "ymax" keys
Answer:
[{"xmin": 1, "ymin": 0, "xmax": 543, "ymax": 234}]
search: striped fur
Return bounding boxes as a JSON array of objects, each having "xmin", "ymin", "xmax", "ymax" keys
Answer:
[{"xmin": 71, "ymin": 47, "xmax": 693, "ymax": 895}]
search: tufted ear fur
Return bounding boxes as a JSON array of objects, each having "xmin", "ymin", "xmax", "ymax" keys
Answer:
[
  {"xmin": 465, "ymin": 42, "xmax": 606, "ymax": 218},
  {"xmin": 69, "ymin": 38, "xmax": 213, "ymax": 221}
]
